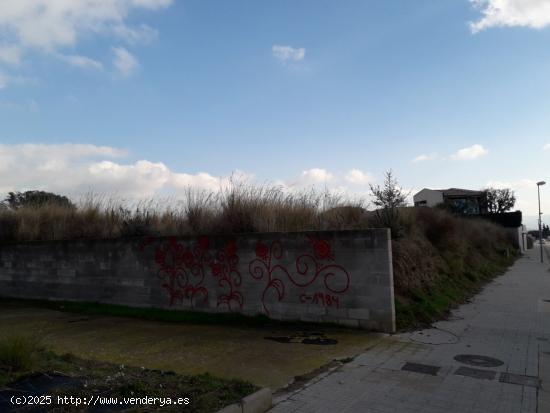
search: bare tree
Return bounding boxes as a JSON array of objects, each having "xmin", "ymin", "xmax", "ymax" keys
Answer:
[
  {"xmin": 369, "ymin": 170, "xmax": 409, "ymax": 237},
  {"xmin": 483, "ymin": 188, "xmax": 516, "ymax": 213}
]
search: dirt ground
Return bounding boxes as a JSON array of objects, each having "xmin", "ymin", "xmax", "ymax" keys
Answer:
[{"xmin": 0, "ymin": 303, "xmax": 381, "ymax": 389}]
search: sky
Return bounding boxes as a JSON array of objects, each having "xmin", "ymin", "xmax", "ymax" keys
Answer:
[{"xmin": 0, "ymin": 0, "xmax": 550, "ymax": 228}]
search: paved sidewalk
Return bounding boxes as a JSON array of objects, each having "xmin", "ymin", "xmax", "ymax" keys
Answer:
[{"xmin": 270, "ymin": 246, "xmax": 550, "ymax": 413}]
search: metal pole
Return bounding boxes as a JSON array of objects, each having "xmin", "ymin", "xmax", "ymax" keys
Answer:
[{"xmin": 539, "ymin": 184, "xmax": 543, "ymax": 263}]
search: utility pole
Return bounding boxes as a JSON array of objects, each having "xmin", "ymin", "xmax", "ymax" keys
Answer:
[{"xmin": 537, "ymin": 181, "xmax": 546, "ymax": 263}]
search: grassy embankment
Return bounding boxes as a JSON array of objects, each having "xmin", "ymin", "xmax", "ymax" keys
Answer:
[
  {"xmin": 392, "ymin": 207, "xmax": 516, "ymax": 329},
  {"xmin": 0, "ymin": 184, "xmax": 517, "ymax": 330}
]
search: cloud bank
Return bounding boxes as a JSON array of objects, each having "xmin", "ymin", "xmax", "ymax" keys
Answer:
[
  {"xmin": 0, "ymin": 143, "xmax": 375, "ymax": 201},
  {"xmin": 412, "ymin": 144, "xmax": 488, "ymax": 163}
]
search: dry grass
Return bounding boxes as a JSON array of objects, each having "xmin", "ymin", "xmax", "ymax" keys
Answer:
[
  {"xmin": 0, "ymin": 184, "xmax": 369, "ymax": 243},
  {"xmin": 392, "ymin": 207, "xmax": 514, "ymax": 294},
  {"xmin": 0, "ymin": 334, "xmax": 43, "ymax": 374},
  {"xmin": 392, "ymin": 207, "xmax": 517, "ymax": 328}
]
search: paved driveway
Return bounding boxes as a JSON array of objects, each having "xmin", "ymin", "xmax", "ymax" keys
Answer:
[{"xmin": 271, "ymin": 246, "xmax": 550, "ymax": 412}]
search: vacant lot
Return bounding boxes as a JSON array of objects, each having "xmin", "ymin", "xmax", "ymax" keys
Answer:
[{"xmin": 0, "ymin": 302, "xmax": 378, "ymax": 389}]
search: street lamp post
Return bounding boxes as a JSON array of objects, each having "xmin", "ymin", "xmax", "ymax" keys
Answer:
[{"xmin": 537, "ymin": 181, "xmax": 546, "ymax": 263}]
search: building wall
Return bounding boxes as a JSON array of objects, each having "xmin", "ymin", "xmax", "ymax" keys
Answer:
[
  {"xmin": 0, "ymin": 230, "xmax": 396, "ymax": 332},
  {"xmin": 413, "ymin": 189, "xmax": 444, "ymax": 207},
  {"xmin": 505, "ymin": 226, "xmax": 525, "ymax": 253}
]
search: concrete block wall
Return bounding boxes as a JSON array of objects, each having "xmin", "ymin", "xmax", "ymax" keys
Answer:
[
  {"xmin": 505, "ymin": 226, "xmax": 525, "ymax": 253},
  {"xmin": 0, "ymin": 229, "xmax": 396, "ymax": 332}
]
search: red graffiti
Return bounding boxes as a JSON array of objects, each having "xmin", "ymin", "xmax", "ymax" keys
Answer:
[
  {"xmin": 143, "ymin": 235, "xmax": 349, "ymax": 316},
  {"xmin": 249, "ymin": 237, "xmax": 350, "ymax": 315},
  {"xmin": 300, "ymin": 293, "xmax": 340, "ymax": 308},
  {"xmin": 153, "ymin": 236, "xmax": 210, "ymax": 306},
  {"xmin": 255, "ymin": 241, "xmax": 269, "ymax": 261},
  {"xmin": 143, "ymin": 236, "xmax": 243, "ymax": 311},
  {"xmin": 209, "ymin": 240, "xmax": 243, "ymax": 311},
  {"xmin": 308, "ymin": 236, "xmax": 334, "ymax": 260}
]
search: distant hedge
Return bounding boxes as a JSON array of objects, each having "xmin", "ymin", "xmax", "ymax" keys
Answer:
[{"xmin": 479, "ymin": 211, "xmax": 522, "ymax": 228}]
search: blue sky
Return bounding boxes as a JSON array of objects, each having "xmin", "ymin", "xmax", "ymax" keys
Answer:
[{"xmin": 0, "ymin": 0, "xmax": 549, "ymax": 228}]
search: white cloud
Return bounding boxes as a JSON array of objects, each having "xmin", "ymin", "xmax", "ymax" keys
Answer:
[
  {"xmin": 0, "ymin": 0, "xmax": 172, "ymax": 51},
  {"xmin": 486, "ymin": 179, "xmax": 536, "ymax": 190},
  {"xmin": 470, "ymin": 0, "xmax": 550, "ymax": 32},
  {"xmin": 0, "ymin": 45, "xmax": 21, "ymax": 65},
  {"xmin": 59, "ymin": 54, "xmax": 103, "ymax": 71},
  {"xmin": 0, "ymin": 1, "xmax": 171, "ymax": 78},
  {"xmin": 299, "ymin": 168, "xmax": 333, "ymax": 184},
  {"xmin": 0, "ymin": 72, "xmax": 33, "ymax": 89},
  {"xmin": 450, "ymin": 144, "xmax": 488, "ymax": 160},
  {"xmin": 411, "ymin": 153, "xmax": 438, "ymax": 163},
  {"xmin": 112, "ymin": 47, "xmax": 138, "ymax": 76},
  {"xmin": 272, "ymin": 45, "xmax": 306, "ymax": 62},
  {"xmin": 0, "ymin": 143, "xmax": 238, "ymax": 199},
  {"xmin": 113, "ymin": 24, "xmax": 158, "ymax": 44},
  {"xmin": 345, "ymin": 169, "xmax": 373, "ymax": 185},
  {"xmin": 543, "ymin": 143, "xmax": 550, "ymax": 151},
  {"xmin": 0, "ymin": 143, "xmax": 126, "ymax": 171}
]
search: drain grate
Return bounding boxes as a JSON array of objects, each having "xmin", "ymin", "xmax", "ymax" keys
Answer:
[
  {"xmin": 499, "ymin": 373, "xmax": 540, "ymax": 388},
  {"xmin": 401, "ymin": 362, "xmax": 440, "ymax": 376},
  {"xmin": 454, "ymin": 367, "xmax": 496, "ymax": 380},
  {"xmin": 454, "ymin": 354, "xmax": 504, "ymax": 368}
]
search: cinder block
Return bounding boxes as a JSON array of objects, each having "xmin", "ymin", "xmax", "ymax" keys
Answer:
[
  {"xmin": 348, "ymin": 308, "xmax": 370, "ymax": 320},
  {"xmin": 57, "ymin": 268, "xmax": 76, "ymax": 277},
  {"xmin": 305, "ymin": 305, "xmax": 327, "ymax": 316},
  {"xmin": 0, "ymin": 274, "xmax": 13, "ymax": 281},
  {"xmin": 300, "ymin": 313, "xmax": 323, "ymax": 323},
  {"xmin": 326, "ymin": 307, "xmax": 348, "ymax": 318},
  {"xmin": 359, "ymin": 320, "xmax": 379, "ymax": 330},
  {"xmin": 338, "ymin": 319, "xmax": 360, "ymax": 328}
]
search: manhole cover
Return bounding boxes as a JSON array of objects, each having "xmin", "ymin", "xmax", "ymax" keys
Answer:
[
  {"xmin": 499, "ymin": 372, "xmax": 540, "ymax": 388},
  {"xmin": 401, "ymin": 362, "xmax": 440, "ymax": 376},
  {"xmin": 454, "ymin": 354, "xmax": 504, "ymax": 367},
  {"xmin": 454, "ymin": 367, "xmax": 496, "ymax": 380}
]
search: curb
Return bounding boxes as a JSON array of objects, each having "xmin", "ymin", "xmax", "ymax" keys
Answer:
[{"xmin": 217, "ymin": 388, "xmax": 272, "ymax": 413}]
